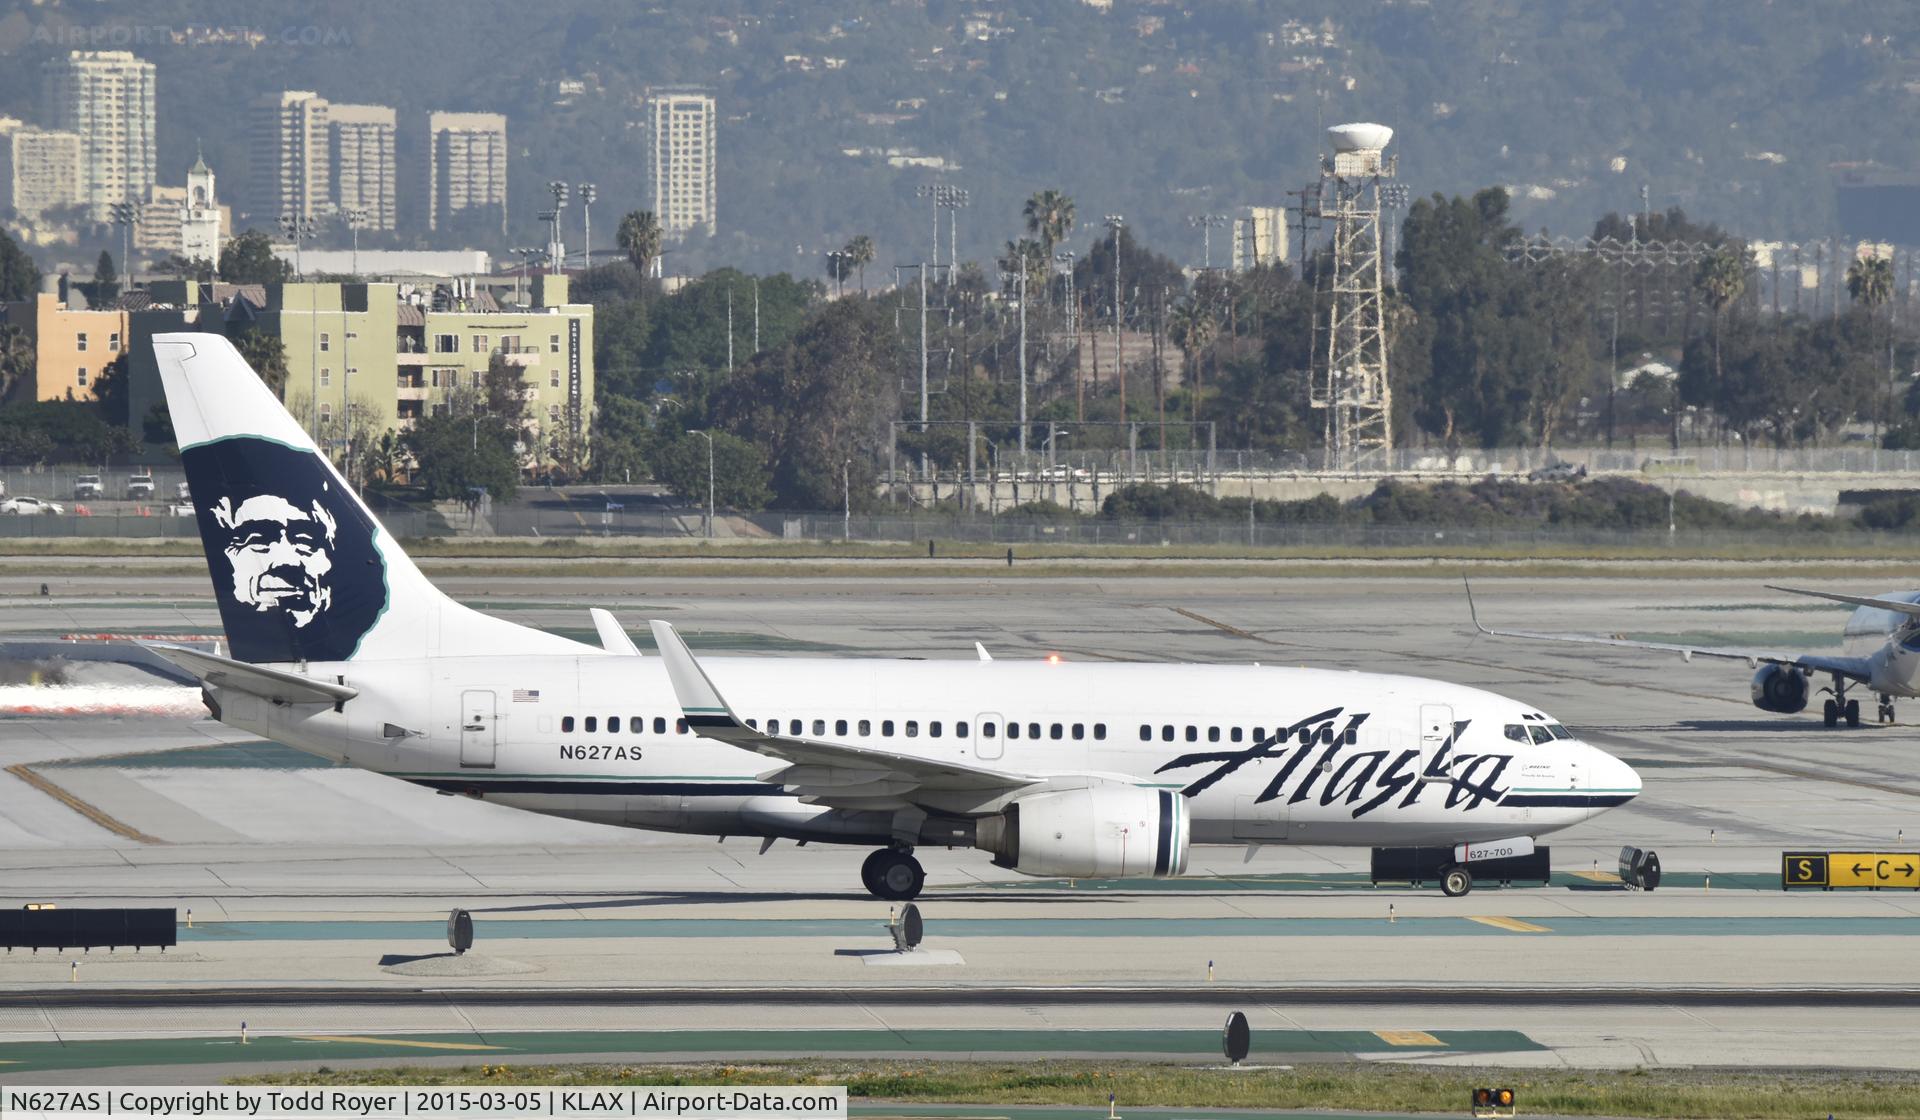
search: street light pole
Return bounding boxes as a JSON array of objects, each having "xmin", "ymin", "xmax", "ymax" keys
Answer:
[
  {"xmin": 1105, "ymin": 215, "xmax": 1124, "ymax": 404},
  {"xmin": 578, "ymin": 183, "xmax": 596, "ymax": 271},
  {"xmin": 842, "ymin": 458, "xmax": 852, "ymax": 540},
  {"xmin": 688, "ymin": 429, "xmax": 715, "ymax": 538}
]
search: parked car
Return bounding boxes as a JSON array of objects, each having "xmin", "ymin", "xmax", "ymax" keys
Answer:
[
  {"xmin": 126, "ymin": 471, "xmax": 155, "ymax": 500},
  {"xmin": 2, "ymin": 496, "xmax": 65, "ymax": 516},
  {"xmin": 165, "ymin": 501, "xmax": 195, "ymax": 516},
  {"xmin": 73, "ymin": 474, "xmax": 104, "ymax": 499},
  {"xmin": 1527, "ymin": 461, "xmax": 1588, "ymax": 482}
]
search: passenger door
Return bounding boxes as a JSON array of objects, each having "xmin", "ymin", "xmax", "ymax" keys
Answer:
[
  {"xmin": 973, "ymin": 712, "xmax": 1005, "ymax": 761},
  {"xmin": 459, "ymin": 689, "xmax": 498, "ymax": 768},
  {"xmin": 1419, "ymin": 703, "xmax": 1454, "ymax": 765}
]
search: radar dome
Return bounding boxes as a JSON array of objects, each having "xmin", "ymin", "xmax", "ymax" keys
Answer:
[{"xmin": 1328, "ymin": 123, "xmax": 1393, "ymax": 153}]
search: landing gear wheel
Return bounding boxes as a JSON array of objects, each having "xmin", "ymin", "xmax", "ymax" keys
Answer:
[
  {"xmin": 1880, "ymin": 701, "xmax": 1896, "ymax": 724},
  {"xmin": 1439, "ymin": 864, "xmax": 1473, "ymax": 898},
  {"xmin": 1823, "ymin": 699, "xmax": 1838, "ymax": 727},
  {"xmin": 867, "ymin": 849, "xmax": 925, "ymax": 901},
  {"xmin": 1845, "ymin": 699, "xmax": 1861, "ymax": 728},
  {"xmin": 859, "ymin": 849, "xmax": 889, "ymax": 896}
]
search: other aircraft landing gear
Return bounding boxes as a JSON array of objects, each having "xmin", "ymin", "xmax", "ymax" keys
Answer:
[
  {"xmin": 1823, "ymin": 699, "xmax": 1838, "ymax": 727},
  {"xmin": 861, "ymin": 847, "xmax": 925, "ymax": 900},
  {"xmin": 1877, "ymin": 694, "xmax": 1896, "ymax": 724},
  {"xmin": 1845, "ymin": 698, "xmax": 1861, "ymax": 728},
  {"xmin": 1823, "ymin": 674, "xmax": 1863, "ymax": 728},
  {"xmin": 1439, "ymin": 863, "xmax": 1474, "ymax": 898}
]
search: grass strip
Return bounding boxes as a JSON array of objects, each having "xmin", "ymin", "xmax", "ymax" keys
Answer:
[{"xmin": 231, "ymin": 1058, "xmax": 1920, "ymax": 1119}]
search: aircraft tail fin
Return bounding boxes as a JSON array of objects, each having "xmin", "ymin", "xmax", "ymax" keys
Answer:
[{"xmin": 153, "ymin": 332, "xmax": 583, "ymax": 664}]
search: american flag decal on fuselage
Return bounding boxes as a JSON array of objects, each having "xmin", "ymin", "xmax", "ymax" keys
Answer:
[{"xmin": 512, "ymin": 688, "xmax": 540, "ymax": 702}]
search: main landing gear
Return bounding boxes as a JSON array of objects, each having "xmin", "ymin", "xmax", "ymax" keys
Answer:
[
  {"xmin": 861, "ymin": 846, "xmax": 925, "ymax": 900},
  {"xmin": 1439, "ymin": 864, "xmax": 1473, "ymax": 898},
  {"xmin": 1821, "ymin": 675, "xmax": 1863, "ymax": 728},
  {"xmin": 1877, "ymin": 694, "xmax": 1897, "ymax": 724}
]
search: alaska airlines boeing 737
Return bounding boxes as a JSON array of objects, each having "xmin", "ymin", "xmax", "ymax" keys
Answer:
[{"xmin": 141, "ymin": 333, "xmax": 1641, "ymax": 899}]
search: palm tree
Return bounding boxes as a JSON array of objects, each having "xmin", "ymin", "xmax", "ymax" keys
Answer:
[
  {"xmin": 1023, "ymin": 189, "xmax": 1076, "ymax": 257},
  {"xmin": 1849, "ymin": 254, "xmax": 1897, "ymax": 435},
  {"xmin": 1848, "ymin": 253, "xmax": 1894, "ymax": 310},
  {"xmin": 846, "ymin": 234, "xmax": 875, "ymax": 293},
  {"xmin": 1694, "ymin": 245, "xmax": 1750, "ymax": 401},
  {"xmin": 616, "ymin": 210, "xmax": 663, "ymax": 279},
  {"xmin": 0, "ymin": 323, "xmax": 33, "ymax": 402},
  {"xmin": 1167, "ymin": 295, "xmax": 1217, "ymax": 425}
]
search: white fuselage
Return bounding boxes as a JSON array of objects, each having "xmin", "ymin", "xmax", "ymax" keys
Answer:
[
  {"xmin": 1843, "ymin": 596, "xmax": 1920, "ymax": 697},
  {"xmin": 210, "ymin": 653, "xmax": 1640, "ymax": 851}
]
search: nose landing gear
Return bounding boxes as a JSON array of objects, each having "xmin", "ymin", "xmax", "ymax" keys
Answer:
[
  {"xmin": 860, "ymin": 846, "xmax": 925, "ymax": 900},
  {"xmin": 1877, "ymin": 694, "xmax": 1897, "ymax": 724}
]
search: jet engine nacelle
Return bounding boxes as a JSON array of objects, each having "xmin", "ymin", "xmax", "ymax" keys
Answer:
[
  {"xmin": 975, "ymin": 786, "xmax": 1190, "ymax": 879},
  {"xmin": 1751, "ymin": 663, "xmax": 1809, "ymax": 714}
]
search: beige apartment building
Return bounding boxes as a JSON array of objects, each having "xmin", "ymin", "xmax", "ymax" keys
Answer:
[
  {"xmin": 427, "ymin": 111, "xmax": 508, "ymax": 235},
  {"xmin": 252, "ymin": 90, "xmax": 331, "ymax": 223},
  {"xmin": 41, "ymin": 50, "xmax": 156, "ymax": 221},
  {"xmin": 647, "ymin": 88, "xmax": 717, "ymax": 237},
  {"xmin": 0, "ymin": 117, "xmax": 82, "ymax": 227},
  {"xmin": 330, "ymin": 104, "xmax": 398, "ymax": 232}
]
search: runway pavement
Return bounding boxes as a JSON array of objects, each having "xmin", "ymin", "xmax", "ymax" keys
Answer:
[{"xmin": 2, "ymin": 572, "xmax": 1918, "ymax": 1077}]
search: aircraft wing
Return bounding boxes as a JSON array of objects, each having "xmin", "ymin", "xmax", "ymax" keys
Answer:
[
  {"xmin": 1765, "ymin": 586, "xmax": 1920, "ymax": 618},
  {"xmin": 1463, "ymin": 581, "xmax": 1874, "ymax": 682},
  {"xmin": 140, "ymin": 642, "xmax": 359, "ymax": 705},
  {"xmin": 647, "ymin": 620, "xmax": 1043, "ymax": 805}
]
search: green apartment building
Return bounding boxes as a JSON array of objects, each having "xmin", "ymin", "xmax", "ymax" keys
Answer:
[{"xmin": 129, "ymin": 275, "xmax": 593, "ymax": 474}]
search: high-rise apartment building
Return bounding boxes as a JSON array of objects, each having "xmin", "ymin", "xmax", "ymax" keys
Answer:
[
  {"xmin": 646, "ymin": 88, "xmax": 716, "ymax": 237},
  {"xmin": 329, "ymin": 103, "xmax": 397, "ymax": 232},
  {"xmin": 41, "ymin": 50, "xmax": 157, "ymax": 221},
  {"xmin": 0, "ymin": 117, "xmax": 83, "ymax": 225},
  {"xmin": 427, "ymin": 111, "xmax": 508, "ymax": 236},
  {"xmin": 252, "ymin": 91, "xmax": 331, "ymax": 224}
]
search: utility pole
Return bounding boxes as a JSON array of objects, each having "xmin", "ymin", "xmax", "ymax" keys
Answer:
[
  {"xmin": 1106, "ymin": 215, "xmax": 1124, "ymax": 415},
  {"xmin": 578, "ymin": 183, "xmax": 596, "ymax": 270},
  {"xmin": 916, "ymin": 184, "xmax": 941, "ymax": 271},
  {"xmin": 1056, "ymin": 251, "xmax": 1076, "ymax": 339},
  {"xmin": 919, "ymin": 262, "xmax": 929, "ymax": 475},
  {"xmin": 1017, "ymin": 267, "xmax": 1028, "ymax": 456},
  {"xmin": 752, "ymin": 276, "xmax": 760, "ymax": 352},
  {"xmin": 842, "ymin": 458, "xmax": 852, "ymax": 540},
  {"xmin": 687, "ymin": 429, "xmax": 714, "ymax": 538},
  {"xmin": 727, "ymin": 286, "xmax": 734, "ymax": 371}
]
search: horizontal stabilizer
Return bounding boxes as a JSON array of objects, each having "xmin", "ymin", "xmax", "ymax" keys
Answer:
[{"xmin": 140, "ymin": 642, "xmax": 358, "ymax": 706}]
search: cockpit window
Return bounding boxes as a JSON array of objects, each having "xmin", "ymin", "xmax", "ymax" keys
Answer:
[
  {"xmin": 1504, "ymin": 724, "xmax": 1528, "ymax": 743},
  {"xmin": 1547, "ymin": 724, "xmax": 1572, "ymax": 740},
  {"xmin": 1527, "ymin": 724, "xmax": 1554, "ymax": 745}
]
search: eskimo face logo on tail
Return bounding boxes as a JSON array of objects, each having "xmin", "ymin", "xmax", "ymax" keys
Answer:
[{"xmin": 183, "ymin": 437, "xmax": 386, "ymax": 663}]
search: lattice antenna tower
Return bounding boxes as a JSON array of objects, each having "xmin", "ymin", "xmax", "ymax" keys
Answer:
[{"xmin": 1310, "ymin": 123, "xmax": 1396, "ymax": 471}]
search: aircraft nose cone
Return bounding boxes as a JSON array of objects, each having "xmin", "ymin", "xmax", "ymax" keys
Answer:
[{"xmin": 1588, "ymin": 746, "xmax": 1642, "ymax": 816}]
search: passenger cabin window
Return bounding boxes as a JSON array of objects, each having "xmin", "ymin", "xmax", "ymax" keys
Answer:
[
  {"xmin": 1162, "ymin": 725, "xmax": 1174, "ymax": 742},
  {"xmin": 1072, "ymin": 723, "xmax": 1084, "ymax": 740},
  {"xmin": 1092, "ymin": 723, "xmax": 1105, "ymax": 741},
  {"xmin": 561, "ymin": 716, "xmax": 574, "ymax": 732},
  {"xmin": 1140, "ymin": 724, "xmax": 1152, "ymax": 742},
  {"xmin": 654, "ymin": 717, "xmax": 667, "ymax": 734},
  {"xmin": 1027, "ymin": 722, "xmax": 1041, "ymax": 739},
  {"xmin": 859, "ymin": 719, "xmax": 872, "ymax": 735},
  {"xmin": 956, "ymin": 721, "xmax": 968, "ymax": 737},
  {"xmin": 608, "ymin": 717, "xmax": 621, "ymax": 733},
  {"xmin": 835, "ymin": 719, "xmax": 848, "ymax": 735},
  {"xmin": 747, "ymin": 719, "xmax": 758, "ymax": 729},
  {"xmin": 905, "ymin": 721, "xmax": 919, "ymax": 738},
  {"xmin": 930, "ymin": 721, "xmax": 943, "ymax": 738},
  {"xmin": 584, "ymin": 716, "xmax": 597, "ymax": 733},
  {"xmin": 676, "ymin": 718, "xmax": 688, "ymax": 734},
  {"xmin": 980, "ymin": 722, "xmax": 994, "ymax": 737},
  {"xmin": 789, "ymin": 719, "xmax": 802, "ymax": 736},
  {"xmin": 1050, "ymin": 723, "xmax": 1064, "ymax": 740},
  {"xmin": 631, "ymin": 715, "xmax": 642, "ymax": 732},
  {"xmin": 1254, "ymin": 727, "xmax": 1266, "ymax": 742},
  {"xmin": 812, "ymin": 719, "xmax": 825, "ymax": 736},
  {"xmin": 1186, "ymin": 725, "xmax": 1198, "ymax": 742},
  {"xmin": 1208, "ymin": 726, "xmax": 1220, "ymax": 742},
  {"xmin": 882, "ymin": 720, "xmax": 895, "ymax": 736},
  {"xmin": 1007, "ymin": 723, "xmax": 1020, "ymax": 740},
  {"xmin": 1230, "ymin": 727, "xmax": 1243, "ymax": 743}
]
